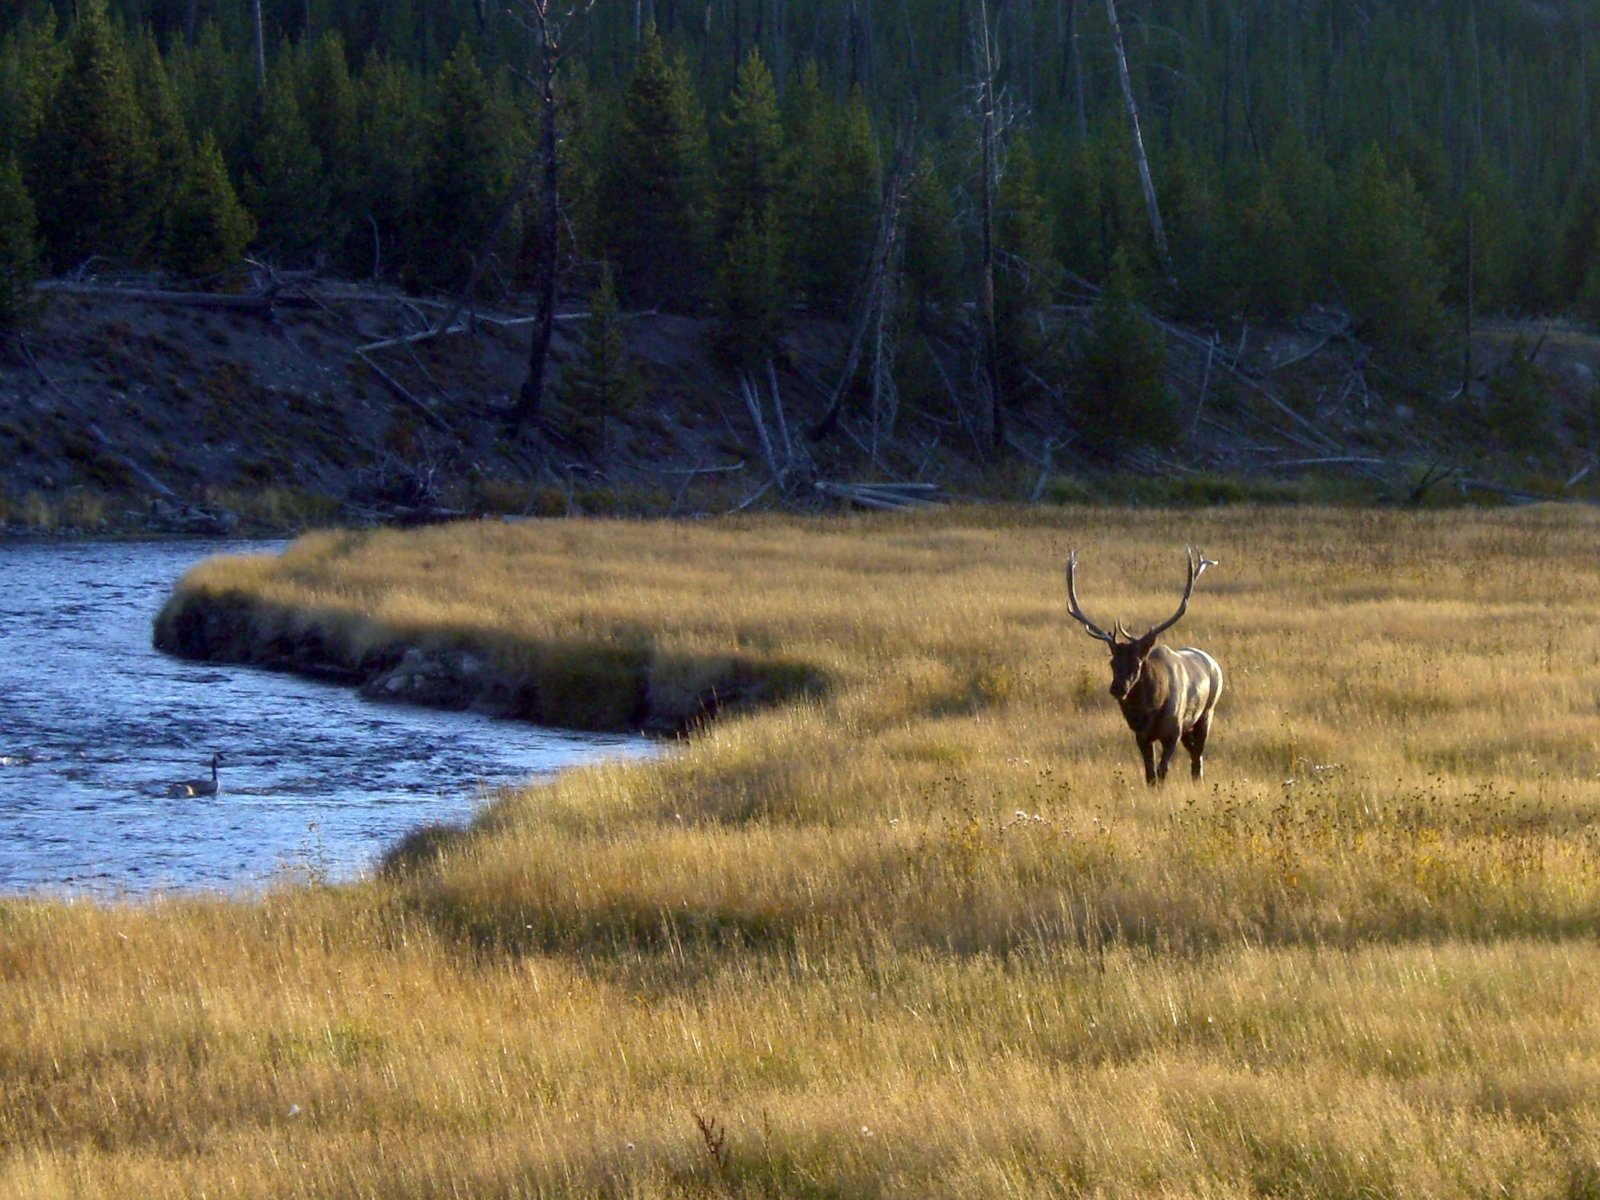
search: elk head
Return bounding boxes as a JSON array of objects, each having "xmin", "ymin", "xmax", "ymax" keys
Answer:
[{"xmin": 1064, "ymin": 547, "xmax": 1215, "ymax": 699}]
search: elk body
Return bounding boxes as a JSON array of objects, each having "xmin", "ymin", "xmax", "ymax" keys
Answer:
[{"xmin": 1065, "ymin": 548, "xmax": 1222, "ymax": 785}]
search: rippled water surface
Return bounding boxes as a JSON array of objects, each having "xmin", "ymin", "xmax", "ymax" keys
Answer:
[{"xmin": 0, "ymin": 539, "xmax": 652, "ymax": 897}]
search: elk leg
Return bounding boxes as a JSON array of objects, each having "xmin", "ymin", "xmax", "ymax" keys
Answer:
[
  {"xmin": 1155, "ymin": 737, "xmax": 1178, "ymax": 783},
  {"xmin": 1139, "ymin": 737, "xmax": 1158, "ymax": 786},
  {"xmin": 1182, "ymin": 715, "xmax": 1211, "ymax": 781}
]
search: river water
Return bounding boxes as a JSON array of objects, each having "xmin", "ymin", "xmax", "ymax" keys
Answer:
[{"xmin": 0, "ymin": 539, "xmax": 652, "ymax": 898}]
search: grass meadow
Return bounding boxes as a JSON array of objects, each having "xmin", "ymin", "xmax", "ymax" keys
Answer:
[{"xmin": 8, "ymin": 505, "xmax": 1600, "ymax": 1197}]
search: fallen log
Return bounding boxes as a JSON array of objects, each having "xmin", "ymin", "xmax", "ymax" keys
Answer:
[
  {"xmin": 1269, "ymin": 456, "xmax": 1394, "ymax": 471},
  {"xmin": 814, "ymin": 480, "xmax": 943, "ymax": 511},
  {"xmin": 353, "ymin": 349, "xmax": 456, "ymax": 435},
  {"xmin": 35, "ymin": 281, "xmax": 288, "ymax": 310},
  {"xmin": 1455, "ymin": 478, "xmax": 1600, "ymax": 506}
]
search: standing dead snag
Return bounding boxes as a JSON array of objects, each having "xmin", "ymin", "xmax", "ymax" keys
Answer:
[
  {"xmin": 1103, "ymin": 0, "xmax": 1170, "ymax": 272},
  {"xmin": 508, "ymin": 0, "xmax": 594, "ymax": 433},
  {"xmin": 974, "ymin": 0, "xmax": 1004, "ymax": 449},
  {"xmin": 808, "ymin": 143, "xmax": 914, "ymax": 443},
  {"xmin": 1065, "ymin": 548, "xmax": 1223, "ymax": 785}
]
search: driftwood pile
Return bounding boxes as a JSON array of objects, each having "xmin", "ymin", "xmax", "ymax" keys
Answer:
[{"xmin": 734, "ymin": 365, "xmax": 946, "ymax": 513}]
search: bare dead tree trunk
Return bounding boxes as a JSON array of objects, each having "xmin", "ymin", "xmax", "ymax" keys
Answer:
[
  {"xmin": 770, "ymin": 0, "xmax": 786, "ymax": 91},
  {"xmin": 250, "ymin": 0, "xmax": 266, "ymax": 95},
  {"xmin": 1468, "ymin": 0, "xmax": 1484, "ymax": 157},
  {"xmin": 975, "ymin": 0, "xmax": 1004, "ymax": 449},
  {"xmin": 184, "ymin": 0, "xmax": 201, "ymax": 45},
  {"xmin": 1067, "ymin": 0, "xmax": 1086, "ymax": 146},
  {"xmin": 514, "ymin": 4, "xmax": 564, "ymax": 433},
  {"xmin": 1104, "ymin": 0, "xmax": 1169, "ymax": 269},
  {"xmin": 1464, "ymin": 202, "xmax": 1475, "ymax": 401},
  {"xmin": 809, "ymin": 147, "xmax": 914, "ymax": 442}
]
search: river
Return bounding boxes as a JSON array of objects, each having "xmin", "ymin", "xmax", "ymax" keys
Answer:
[{"xmin": 0, "ymin": 538, "xmax": 652, "ymax": 898}]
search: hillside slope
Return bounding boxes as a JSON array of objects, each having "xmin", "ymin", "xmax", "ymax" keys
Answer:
[{"xmin": 3, "ymin": 282, "xmax": 1598, "ymax": 535}]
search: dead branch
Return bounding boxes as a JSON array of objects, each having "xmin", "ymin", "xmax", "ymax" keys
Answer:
[
  {"xmin": 1455, "ymin": 478, "xmax": 1600, "ymax": 506},
  {"xmin": 766, "ymin": 359, "xmax": 796, "ymax": 469},
  {"xmin": 354, "ymin": 349, "xmax": 456, "ymax": 435},
  {"xmin": 1189, "ymin": 338, "xmax": 1215, "ymax": 436},
  {"xmin": 814, "ymin": 480, "xmax": 943, "ymax": 511},
  {"xmin": 810, "ymin": 145, "xmax": 914, "ymax": 441},
  {"xmin": 739, "ymin": 373, "xmax": 784, "ymax": 486},
  {"xmin": 1270, "ymin": 456, "xmax": 1394, "ymax": 471},
  {"xmin": 87, "ymin": 423, "xmax": 177, "ymax": 499},
  {"xmin": 732, "ymin": 478, "xmax": 779, "ymax": 512}
]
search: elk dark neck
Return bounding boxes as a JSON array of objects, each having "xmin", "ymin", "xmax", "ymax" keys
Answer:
[{"xmin": 1117, "ymin": 648, "xmax": 1174, "ymax": 732}]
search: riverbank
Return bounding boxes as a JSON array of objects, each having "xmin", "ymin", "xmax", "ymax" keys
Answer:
[
  {"xmin": 8, "ymin": 506, "xmax": 1600, "ymax": 1195},
  {"xmin": 153, "ymin": 524, "xmax": 825, "ymax": 733}
]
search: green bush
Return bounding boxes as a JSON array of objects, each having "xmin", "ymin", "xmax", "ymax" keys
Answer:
[
  {"xmin": 1482, "ymin": 334, "xmax": 1555, "ymax": 453},
  {"xmin": 1071, "ymin": 249, "xmax": 1177, "ymax": 457}
]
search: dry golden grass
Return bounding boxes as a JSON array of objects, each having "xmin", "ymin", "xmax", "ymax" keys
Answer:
[{"xmin": 11, "ymin": 505, "xmax": 1600, "ymax": 1197}]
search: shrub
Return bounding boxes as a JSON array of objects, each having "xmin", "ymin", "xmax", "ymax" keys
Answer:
[
  {"xmin": 1482, "ymin": 334, "xmax": 1555, "ymax": 453},
  {"xmin": 1071, "ymin": 248, "xmax": 1177, "ymax": 457},
  {"xmin": 0, "ymin": 156, "xmax": 40, "ymax": 328}
]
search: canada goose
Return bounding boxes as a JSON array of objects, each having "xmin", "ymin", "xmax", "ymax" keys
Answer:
[{"xmin": 169, "ymin": 752, "xmax": 223, "ymax": 798}]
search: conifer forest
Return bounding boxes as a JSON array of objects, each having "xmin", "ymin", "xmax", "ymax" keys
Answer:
[{"xmin": 4, "ymin": 0, "xmax": 1600, "ymax": 484}]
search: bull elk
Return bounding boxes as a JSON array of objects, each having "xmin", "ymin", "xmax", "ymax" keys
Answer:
[{"xmin": 1065, "ymin": 548, "xmax": 1223, "ymax": 785}]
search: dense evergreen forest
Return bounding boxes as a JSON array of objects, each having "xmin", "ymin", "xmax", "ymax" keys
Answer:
[{"xmin": 2, "ymin": 0, "xmax": 1599, "ymax": 458}]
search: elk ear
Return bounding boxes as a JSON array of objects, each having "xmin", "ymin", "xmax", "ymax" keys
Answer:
[{"xmin": 1136, "ymin": 630, "xmax": 1159, "ymax": 657}]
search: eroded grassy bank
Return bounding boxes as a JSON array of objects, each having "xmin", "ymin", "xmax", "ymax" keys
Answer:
[
  {"xmin": 8, "ymin": 506, "xmax": 1600, "ymax": 1197},
  {"xmin": 153, "ymin": 523, "xmax": 826, "ymax": 732}
]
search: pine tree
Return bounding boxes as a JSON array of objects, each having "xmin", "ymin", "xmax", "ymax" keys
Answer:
[
  {"xmin": 299, "ymin": 32, "xmax": 361, "ymax": 264},
  {"xmin": 0, "ymin": 9, "xmax": 65, "ymax": 162},
  {"xmin": 784, "ymin": 73, "xmax": 879, "ymax": 315},
  {"xmin": 1451, "ymin": 161, "xmax": 1522, "ymax": 316},
  {"xmin": 1560, "ymin": 166, "xmax": 1600, "ymax": 313},
  {"xmin": 995, "ymin": 132, "xmax": 1058, "ymax": 396},
  {"xmin": 132, "ymin": 30, "xmax": 190, "ymax": 230},
  {"xmin": 713, "ymin": 47, "xmax": 787, "ymax": 369},
  {"xmin": 243, "ymin": 60, "xmax": 327, "ymax": 262},
  {"xmin": 901, "ymin": 153, "xmax": 962, "ymax": 324},
  {"xmin": 0, "ymin": 155, "xmax": 40, "ymax": 328},
  {"xmin": 715, "ymin": 212, "xmax": 785, "ymax": 369},
  {"xmin": 598, "ymin": 26, "xmax": 710, "ymax": 310},
  {"xmin": 1056, "ymin": 123, "xmax": 1148, "ymax": 281},
  {"xmin": 1159, "ymin": 145, "xmax": 1223, "ymax": 319},
  {"xmin": 1336, "ymin": 145, "xmax": 1447, "ymax": 370},
  {"xmin": 1073, "ymin": 248, "xmax": 1175, "ymax": 458},
  {"xmin": 165, "ymin": 22, "xmax": 245, "ymax": 171},
  {"xmin": 558, "ymin": 266, "xmax": 643, "ymax": 460},
  {"xmin": 719, "ymin": 48, "xmax": 784, "ymax": 239},
  {"xmin": 405, "ymin": 41, "xmax": 510, "ymax": 293},
  {"xmin": 353, "ymin": 54, "xmax": 425, "ymax": 280},
  {"xmin": 30, "ymin": 0, "xmax": 157, "ymax": 266},
  {"xmin": 1226, "ymin": 168, "xmax": 1305, "ymax": 319},
  {"xmin": 1483, "ymin": 333, "xmax": 1555, "ymax": 453},
  {"xmin": 163, "ymin": 131, "xmax": 255, "ymax": 279}
]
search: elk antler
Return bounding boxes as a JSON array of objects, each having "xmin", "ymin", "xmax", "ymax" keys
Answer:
[
  {"xmin": 1064, "ymin": 551, "xmax": 1117, "ymax": 644},
  {"xmin": 1142, "ymin": 547, "xmax": 1217, "ymax": 641}
]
